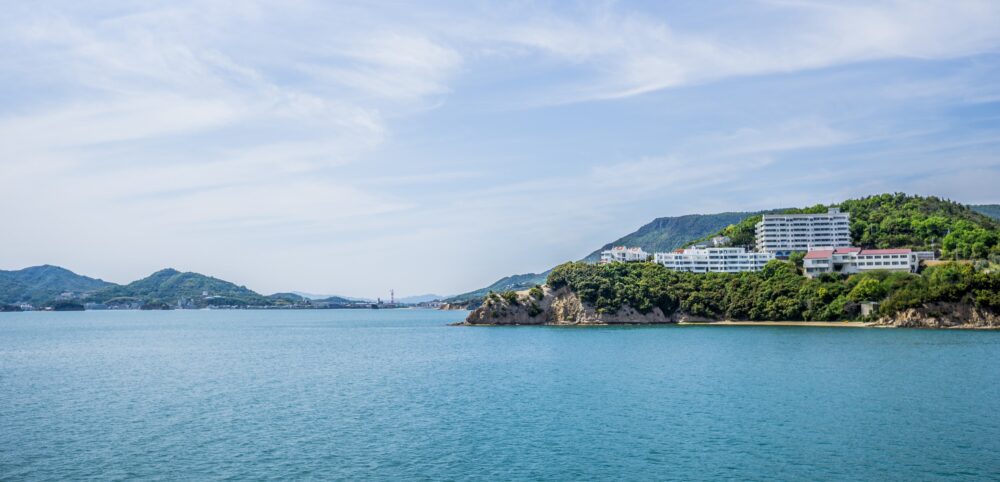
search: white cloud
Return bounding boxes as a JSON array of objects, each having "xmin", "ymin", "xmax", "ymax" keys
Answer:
[{"xmin": 497, "ymin": 0, "xmax": 1000, "ymax": 102}]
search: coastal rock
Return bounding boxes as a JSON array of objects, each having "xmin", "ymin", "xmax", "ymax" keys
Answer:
[
  {"xmin": 462, "ymin": 286, "xmax": 694, "ymax": 325},
  {"xmin": 874, "ymin": 302, "xmax": 1000, "ymax": 329}
]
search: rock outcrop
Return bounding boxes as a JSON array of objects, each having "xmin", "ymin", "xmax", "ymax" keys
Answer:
[
  {"xmin": 461, "ymin": 286, "xmax": 711, "ymax": 325},
  {"xmin": 873, "ymin": 302, "xmax": 1000, "ymax": 329}
]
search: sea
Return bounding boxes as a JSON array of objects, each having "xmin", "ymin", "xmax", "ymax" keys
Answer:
[{"xmin": 2, "ymin": 309, "xmax": 998, "ymax": 481}]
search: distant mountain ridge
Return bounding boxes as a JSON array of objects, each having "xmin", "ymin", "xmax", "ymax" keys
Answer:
[
  {"xmin": 89, "ymin": 268, "xmax": 269, "ymax": 307},
  {"xmin": 582, "ymin": 212, "xmax": 758, "ymax": 261},
  {"xmin": 445, "ymin": 272, "xmax": 549, "ymax": 303}
]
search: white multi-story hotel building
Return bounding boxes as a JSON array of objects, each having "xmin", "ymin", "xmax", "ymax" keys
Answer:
[
  {"xmin": 600, "ymin": 246, "xmax": 649, "ymax": 264},
  {"xmin": 803, "ymin": 247, "xmax": 919, "ymax": 278},
  {"xmin": 755, "ymin": 207, "xmax": 851, "ymax": 257},
  {"xmin": 654, "ymin": 247, "xmax": 775, "ymax": 273}
]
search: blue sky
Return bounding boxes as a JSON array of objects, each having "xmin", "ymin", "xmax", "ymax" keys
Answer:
[{"xmin": 2, "ymin": 0, "xmax": 999, "ymax": 297}]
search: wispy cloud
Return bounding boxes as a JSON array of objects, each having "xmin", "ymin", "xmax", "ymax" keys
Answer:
[{"xmin": 496, "ymin": 0, "xmax": 1000, "ymax": 103}]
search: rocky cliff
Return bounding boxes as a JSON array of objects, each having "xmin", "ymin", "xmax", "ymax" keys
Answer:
[
  {"xmin": 460, "ymin": 286, "xmax": 712, "ymax": 326},
  {"xmin": 873, "ymin": 302, "xmax": 1000, "ymax": 329}
]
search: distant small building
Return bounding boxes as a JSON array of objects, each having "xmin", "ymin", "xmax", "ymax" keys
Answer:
[
  {"xmin": 860, "ymin": 302, "xmax": 879, "ymax": 317},
  {"xmin": 654, "ymin": 247, "xmax": 774, "ymax": 273},
  {"xmin": 804, "ymin": 247, "xmax": 918, "ymax": 278},
  {"xmin": 600, "ymin": 246, "xmax": 649, "ymax": 264},
  {"xmin": 914, "ymin": 251, "xmax": 936, "ymax": 261},
  {"xmin": 710, "ymin": 236, "xmax": 731, "ymax": 247}
]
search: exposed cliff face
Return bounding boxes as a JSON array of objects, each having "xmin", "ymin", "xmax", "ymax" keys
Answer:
[
  {"xmin": 461, "ymin": 286, "xmax": 711, "ymax": 325},
  {"xmin": 874, "ymin": 302, "xmax": 1000, "ymax": 329}
]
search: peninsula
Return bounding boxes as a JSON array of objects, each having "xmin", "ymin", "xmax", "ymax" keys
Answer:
[{"xmin": 461, "ymin": 194, "xmax": 1000, "ymax": 329}]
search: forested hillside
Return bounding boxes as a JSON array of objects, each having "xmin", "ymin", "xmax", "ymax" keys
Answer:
[
  {"xmin": 91, "ymin": 269, "xmax": 270, "ymax": 307},
  {"xmin": 703, "ymin": 194, "xmax": 999, "ymax": 259},
  {"xmin": 971, "ymin": 204, "xmax": 1000, "ymax": 221},
  {"xmin": 540, "ymin": 260, "xmax": 1000, "ymax": 321},
  {"xmin": 582, "ymin": 212, "xmax": 757, "ymax": 261},
  {"xmin": 0, "ymin": 265, "xmax": 114, "ymax": 304}
]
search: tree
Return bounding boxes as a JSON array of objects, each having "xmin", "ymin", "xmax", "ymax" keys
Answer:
[{"xmin": 847, "ymin": 278, "xmax": 885, "ymax": 302}]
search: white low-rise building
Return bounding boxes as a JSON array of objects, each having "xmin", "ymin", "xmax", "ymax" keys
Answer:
[
  {"xmin": 756, "ymin": 207, "xmax": 852, "ymax": 257},
  {"xmin": 654, "ymin": 247, "xmax": 775, "ymax": 273},
  {"xmin": 804, "ymin": 247, "xmax": 919, "ymax": 278},
  {"xmin": 600, "ymin": 246, "xmax": 649, "ymax": 264}
]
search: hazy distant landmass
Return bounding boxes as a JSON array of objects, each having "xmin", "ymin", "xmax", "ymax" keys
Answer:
[
  {"xmin": 0, "ymin": 267, "xmax": 374, "ymax": 310},
  {"xmin": 971, "ymin": 204, "xmax": 1000, "ymax": 221},
  {"xmin": 0, "ymin": 265, "xmax": 114, "ymax": 305}
]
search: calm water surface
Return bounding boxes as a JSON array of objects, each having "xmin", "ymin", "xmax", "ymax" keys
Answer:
[{"xmin": 2, "ymin": 309, "xmax": 999, "ymax": 480}]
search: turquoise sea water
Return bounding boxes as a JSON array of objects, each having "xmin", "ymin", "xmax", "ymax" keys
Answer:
[{"xmin": 2, "ymin": 309, "xmax": 999, "ymax": 480}]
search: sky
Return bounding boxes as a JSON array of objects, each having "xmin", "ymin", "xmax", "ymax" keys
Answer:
[{"xmin": 2, "ymin": 0, "xmax": 1000, "ymax": 298}]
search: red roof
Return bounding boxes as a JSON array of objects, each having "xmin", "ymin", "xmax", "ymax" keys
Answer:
[
  {"xmin": 834, "ymin": 247, "xmax": 861, "ymax": 254},
  {"xmin": 859, "ymin": 249, "xmax": 911, "ymax": 256},
  {"xmin": 804, "ymin": 250, "xmax": 834, "ymax": 259}
]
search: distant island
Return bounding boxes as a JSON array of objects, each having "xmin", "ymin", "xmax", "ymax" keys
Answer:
[
  {"xmin": 462, "ymin": 194, "xmax": 1000, "ymax": 329},
  {"xmin": 0, "ymin": 266, "xmax": 431, "ymax": 312}
]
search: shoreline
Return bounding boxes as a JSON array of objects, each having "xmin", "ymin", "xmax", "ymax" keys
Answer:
[{"xmin": 677, "ymin": 320, "xmax": 873, "ymax": 328}]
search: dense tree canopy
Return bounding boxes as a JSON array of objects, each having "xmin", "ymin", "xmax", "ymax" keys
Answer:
[
  {"xmin": 546, "ymin": 260, "xmax": 999, "ymax": 321},
  {"xmin": 696, "ymin": 194, "xmax": 1000, "ymax": 260}
]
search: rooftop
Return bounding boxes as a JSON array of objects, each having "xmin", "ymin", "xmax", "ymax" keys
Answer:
[{"xmin": 858, "ymin": 249, "xmax": 912, "ymax": 256}]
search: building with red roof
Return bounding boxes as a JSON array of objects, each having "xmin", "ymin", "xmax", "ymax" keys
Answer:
[{"xmin": 804, "ymin": 246, "xmax": 917, "ymax": 278}]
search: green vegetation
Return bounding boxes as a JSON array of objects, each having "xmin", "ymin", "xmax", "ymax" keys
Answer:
[
  {"xmin": 451, "ymin": 212, "xmax": 757, "ymax": 304},
  {"xmin": 841, "ymin": 194, "xmax": 999, "ymax": 258},
  {"xmin": 0, "ymin": 265, "xmax": 114, "ymax": 304},
  {"xmin": 971, "ymin": 204, "xmax": 1000, "ymax": 221},
  {"xmin": 445, "ymin": 272, "xmax": 549, "ymax": 304},
  {"xmin": 90, "ymin": 268, "xmax": 270, "ymax": 308},
  {"xmin": 688, "ymin": 206, "xmax": 828, "ymax": 248},
  {"xmin": 696, "ymin": 194, "xmax": 1000, "ymax": 260},
  {"xmin": 547, "ymin": 260, "xmax": 1000, "ymax": 321},
  {"xmin": 50, "ymin": 300, "xmax": 85, "ymax": 311},
  {"xmin": 529, "ymin": 285, "xmax": 544, "ymax": 300},
  {"xmin": 584, "ymin": 212, "xmax": 756, "ymax": 261}
]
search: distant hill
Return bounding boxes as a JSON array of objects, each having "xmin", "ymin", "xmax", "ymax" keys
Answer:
[
  {"xmin": 91, "ymin": 268, "xmax": 269, "ymax": 307},
  {"xmin": 582, "ymin": 212, "xmax": 759, "ymax": 261},
  {"xmin": 395, "ymin": 294, "xmax": 445, "ymax": 304},
  {"xmin": 700, "ymin": 194, "xmax": 1000, "ymax": 257},
  {"xmin": 447, "ymin": 212, "xmax": 754, "ymax": 304},
  {"xmin": 290, "ymin": 291, "xmax": 369, "ymax": 302},
  {"xmin": 445, "ymin": 272, "xmax": 549, "ymax": 304},
  {"xmin": 0, "ymin": 265, "xmax": 115, "ymax": 304},
  {"xmin": 971, "ymin": 204, "xmax": 1000, "ymax": 221}
]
